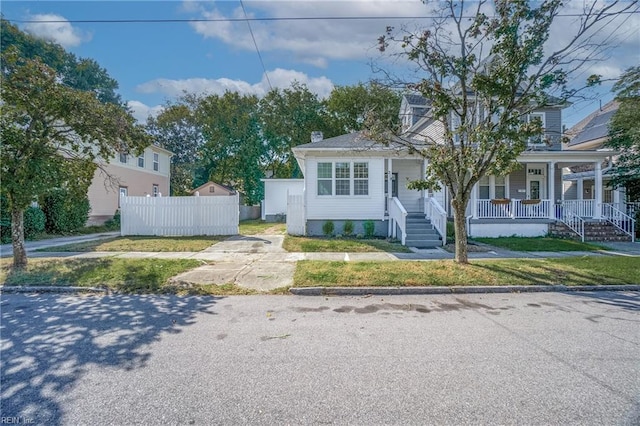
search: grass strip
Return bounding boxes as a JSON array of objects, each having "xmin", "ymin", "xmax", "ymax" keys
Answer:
[
  {"xmin": 0, "ymin": 258, "xmax": 259, "ymax": 295},
  {"xmin": 239, "ymin": 220, "xmax": 285, "ymax": 235},
  {"xmin": 294, "ymin": 257, "xmax": 640, "ymax": 287},
  {"xmin": 283, "ymin": 236, "xmax": 412, "ymax": 253},
  {"xmin": 36, "ymin": 236, "xmax": 226, "ymax": 252},
  {"xmin": 472, "ymin": 237, "xmax": 604, "ymax": 252}
]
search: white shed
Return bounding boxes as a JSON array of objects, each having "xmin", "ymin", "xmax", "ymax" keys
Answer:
[{"xmin": 261, "ymin": 179, "xmax": 304, "ymax": 221}]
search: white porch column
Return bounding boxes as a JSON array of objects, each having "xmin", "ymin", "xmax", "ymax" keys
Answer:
[
  {"xmin": 470, "ymin": 180, "xmax": 477, "ymax": 219},
  {"xmin": 594, "ymin": 161, "xmax": 602, "ymax": 219},
  {"xmin": 387, "ymin": 158, "xmax": 393, "ymax": 237},
  {"xmin": 548, "ymin": 161, "xmax": 555, "ymax": 219},
  {"xmin": 613, "ymin": 187, "xmax": 622, "ymax": 210},
  {"xmin": 577, "ymin": 178, "xmax": 584, "ymax": 201},
  {"xmin": 422, "ymin": 158, "xmax": 427, "ymax": 214}
]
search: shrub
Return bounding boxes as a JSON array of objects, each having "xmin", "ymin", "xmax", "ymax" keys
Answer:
[
  {"xmin": 24, "ymin": 206, "xmax": 46, "ymax": 239},
  {"xmin": 42, "ymin": 189, "xmax": 90, "ymax": 234},
  {"xmin": 0, "ymin": 197, "xmax": 45, "ymax": 242},
  {"xmin": 322, "ymin": 220, "xmax": 335, "ymax": 237},
  {"xmin": 343, "ymin": 220, "xmax": 354, "ymax": 237},
  {"xmin": 103, "ymin": 210, "xmax": 121, "ymax": 230},
  {"xmin": 363, "ymin": 220, "xmax": 375, "ymax": 238}
]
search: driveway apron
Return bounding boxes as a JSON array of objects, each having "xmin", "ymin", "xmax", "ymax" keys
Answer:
[{"xmin": 171, "ymin": 235, "xmax": 295, "ymax": 291}]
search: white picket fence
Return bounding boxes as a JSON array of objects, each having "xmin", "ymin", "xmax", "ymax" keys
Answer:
[
  {"xmin": 286, "ymin": 193, "xmax": 305, "ymax": 235},
  {"xmin": 120, "ymin": 195, "xmax": 239, "ymax": 236}
]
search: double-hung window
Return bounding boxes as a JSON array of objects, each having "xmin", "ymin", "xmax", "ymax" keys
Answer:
[
  {"xmin": 354, "ymin": 162, "xmax": 369, "ymax": 195},
  {"xmin": 153, "ymin": 153, "xmax": 159, "ymax": 171},
  {"xmin": 478, "ymin": 175, "xmax": 509, "ymax": 199},
  {"xmin": 138, "ymin": 154, "xmax": 145, "ymax": 168},
  {"xmin": 335, "ymin": 162, "xmax": 350, "ymax": 195},
  {"xmin": 317, "ymin": 161, "xmax": 369, "ymax": 197},
  {"xmin": 317, "ymin": 163, "xmax": 333, "ymax": 195},
  {"xmin": 528, "ymin": 112, "xmax": 546, "ymax": 145}
]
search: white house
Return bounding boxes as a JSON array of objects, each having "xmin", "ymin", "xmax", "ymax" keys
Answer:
[{"xmin": 285, "ymin": 95, "xmax": 634, "ymax": 247}]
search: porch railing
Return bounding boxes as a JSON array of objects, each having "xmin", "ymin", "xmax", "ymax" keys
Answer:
[
  {"xmin": 558, "ymin": 211, "xmax": 585, "ymax": 242},
  {"xmin": 602, "ymin": 203, "xmax": 635, "ymax": 242},
  {"xmin": 475, "ymin": 199, "xmax": 551, "ymax": 219},
  {"xmin": 389, "ymin": 197, "xmax": 408, "ymax": 245},
  {"xmin": 557, "ymin": 200, "xmax": 594, "ymax": 218},
  {"xmin": 424, "ymin": 197, "xmax": 447, "ymax": 246}
]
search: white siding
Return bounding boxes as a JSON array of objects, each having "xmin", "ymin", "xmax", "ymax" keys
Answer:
[
  {"xmin": 305, "ymin": 158, "xmax": 385, "ymax": 220},
  {"xmin": 263, "ymin": 179, "xmax": 304, "ymax": 216}
]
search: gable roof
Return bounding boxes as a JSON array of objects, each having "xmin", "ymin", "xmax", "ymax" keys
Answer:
[
  {"xmin": 404, "ymin": 94, "xmax": 428, "ymax": 106},
  {"xmin": 191, "ymin": 181, "xmax": 237, "ymax": 195},
  {"xmin": 567, "ymin": 100, "xmax": 618, "ymax": 148}
]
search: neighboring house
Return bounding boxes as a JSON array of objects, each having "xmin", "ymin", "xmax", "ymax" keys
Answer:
[
  {"xmin": 191, "ymin": 181, "xmax": 237, "ymax": 197},
  {"xmin": 286, "ymin": 94, "xmax": 630, "ymax": 247},
  {"xmin": 86, "ymin": 145, "xmax": 172, "ymax": 225},
  {"xmin": 562, "ymin": 101, "xmax": 626, "ymax": 208},
  {"xmin": 261, "ymin": 179, "xmax": 304, "ymax": 221}
]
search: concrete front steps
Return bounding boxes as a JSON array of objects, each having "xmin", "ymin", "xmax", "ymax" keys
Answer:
[
  {"xmin": 549, "ymin": 220, "xmax": 633, "ymax": 242},
  {"xmin": 404, "ymin": 213, "xmax": 443, "ymax": 248}
]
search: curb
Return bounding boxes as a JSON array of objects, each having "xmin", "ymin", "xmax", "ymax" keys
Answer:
[
  {"xmin": 289, "ymin": 284, "xmax": 640, "ymax": 296},
  {"xmin": 0, "ymin": 286, "xmax": 109, "ymax": 294}
]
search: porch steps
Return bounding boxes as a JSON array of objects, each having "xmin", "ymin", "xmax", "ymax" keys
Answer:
[
  {"xmin": 404, "ymin": 214, "xmax": 442, "ymax": 248},
  {"xmin": 549, "ymin": 221, "xmax": 633, "ymax": 242}
]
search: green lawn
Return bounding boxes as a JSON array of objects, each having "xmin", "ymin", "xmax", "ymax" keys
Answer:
[
  {"xmin": 239, "ymin": 220, "xmax": 286, "ymax": 235},
  {"xmin": 293, "ymin": 256, "xmax": 640, "ymax": 287},
  {"xmin": 283, "ymin": 236, "xmax": 412, "ymax": 253},
  {"xmin": 0, "ymin": 258, "xmax": 256, "ymax": 295},
  {"xmin": 36, "ymin": 236, "xmax": 226, "ymax": 252},
  {"xmin": 472, "ymin": 237, "xmax": 604, "ymax": 251}
]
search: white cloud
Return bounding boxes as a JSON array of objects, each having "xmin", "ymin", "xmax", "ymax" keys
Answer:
[
  {"xmin": 186, "ymin": 0, "xmax": 428, "ymax": 68},
  {"xmin": 127, "ymin": 101, "xmax": 164, "ymax": 123},
  {"xmin": 23, "ymin": 14, "xmax": 91, "ymax": 48},
  {"xmin": 136, "ymin": 68, "xmax": 335, "ymax": 99}
]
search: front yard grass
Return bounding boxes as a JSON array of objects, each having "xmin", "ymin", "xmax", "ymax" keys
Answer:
[
  {"xmin": 472, "ymin": 236, "xmax": 605, "ymax": 252},
  {"xmin": 293, "ymin": 256, "xmax": 640, "ymax": 287},
  {"xmin": 0, "ymin": 258, "xmax": 257, "ymax": 295},
  {"xmin": 239, "ymin": 220, "xmax": 285, "ymax": 235},
  {"xmin": 36, "ymin": 236, "xmax": 226, "ymax": 252},
  {"xmin": 283, "ymin": 236, "xmax": 412, "ymax": 253}
]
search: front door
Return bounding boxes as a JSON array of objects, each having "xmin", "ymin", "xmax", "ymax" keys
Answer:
[{"xmin": 528, "ymin": 178, "xmax": 546, "ymax": 199}]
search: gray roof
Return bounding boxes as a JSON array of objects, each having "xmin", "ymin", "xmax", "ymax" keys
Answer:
[
  {"xmin": 568, "ymin": 101, "xmax": 618, "ymax": 147},
  {"xmin": 294, "ymin": 132, "xmax": 380, "ymax": 150},
  {"xmin": 404, "ymin": 94, "xmax": 428, "ymax": 106}
]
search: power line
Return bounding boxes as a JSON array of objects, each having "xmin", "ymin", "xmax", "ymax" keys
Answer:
[
  {"xmin": 6, "ymin": 11, "xmax": 640, "ymax": 24},
  {"xmin": 239, "ymin": 0, "xmax": 272, "ymax": 91}
]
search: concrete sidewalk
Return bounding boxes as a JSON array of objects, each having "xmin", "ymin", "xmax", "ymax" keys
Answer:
[{"xmin": 0, "ymin": 232, "xmax": 120, "ymax": 258}]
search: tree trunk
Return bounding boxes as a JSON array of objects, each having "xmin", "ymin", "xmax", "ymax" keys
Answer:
[
  {"xmin": 452, "ymin": 198, "xmax": 469, "ymax": 264},
  {"xmin": 11, "ymin": 208, "xmax": 28, "ymax": 269}
]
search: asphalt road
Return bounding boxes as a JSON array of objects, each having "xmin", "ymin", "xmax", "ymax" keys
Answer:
[{"xmin": 1, "ymin": 292, "xmax": 639, "ymax": 425}]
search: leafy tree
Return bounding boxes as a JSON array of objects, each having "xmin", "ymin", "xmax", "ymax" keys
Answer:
[
  {"xmin": 260, "ymin": 83, "xmax": 327, "ymax": 178},
  {"xmin": 607, "ymin": 66, "xmax": 640, "ymax": 200},
  {"xmin": 373, "ymin": 0, "xmax": 635, "ymax": 263},
  {"xmin": 1, "ymin": 19, "xmax": 122, "ymax": 105},
  {"xmin": 147, "ymin": 100, "xmax": 204, "ymax": 195},
  {"xmin": 325, "ymin": 82, "xmax": 401, "ymax": 136},
  {"xmin": 196, "ymin": 92, "xmax": 264, "ymax": 204},
  {"xmin": 0, "ymin": 50, "xmax": 149, "ymax": 267}
]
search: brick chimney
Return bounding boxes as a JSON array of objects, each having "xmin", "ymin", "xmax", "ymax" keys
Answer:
[{"xmin": 311, "ymin": 131, "xmax": 323, "ymax": 143}]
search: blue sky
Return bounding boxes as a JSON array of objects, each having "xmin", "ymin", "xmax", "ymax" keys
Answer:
[{"xmin": 3, "ymin": 1, "xmax": 639, "ymax": 127}]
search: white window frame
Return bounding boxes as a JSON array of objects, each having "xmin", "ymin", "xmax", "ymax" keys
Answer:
[
  {"xmin": 118, "ymin": 186, "xmax": 128, "ymax": 207},
  {"xmin": 138, "ymin": 154, "xmax": 145, "ymax": 168},
  {"xmin": 152, "ymin": 184, "xmax": 159, "ymax": 197},
  {"xmin": 477, "ymin": 175, "xmax": 510, "ymax": 199},
  {"xmin": 153, "ymin": 153, "xmax": 159, "ymax": 171},
  {"xmin": 528, "ymin": 112, "xmax": 546, "ymax": 146},
  {"xmin": 119, "ymin": 153, "xmax": 128, "ymax": 164},
  {"xmin": 316, "ymin": 161, "xmax": 369, "ymax": 198}
]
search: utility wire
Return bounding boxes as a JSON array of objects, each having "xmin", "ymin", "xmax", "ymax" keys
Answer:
[
  {"xmin": 240, "ymin": 0, "xmax": 272, "ymax": 91},
  {"xmin": 6, "ymin": 10, "xmax": 640, "ymax": 24}
]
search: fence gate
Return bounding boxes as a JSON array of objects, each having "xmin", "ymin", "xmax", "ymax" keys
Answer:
[
  {"xmin": 286, "ymin": 193, "xmax": 305, "ymax": 236},
  {"xmin": 120, "ymin": 194, "xmax": 239, "ymax": 236}
]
